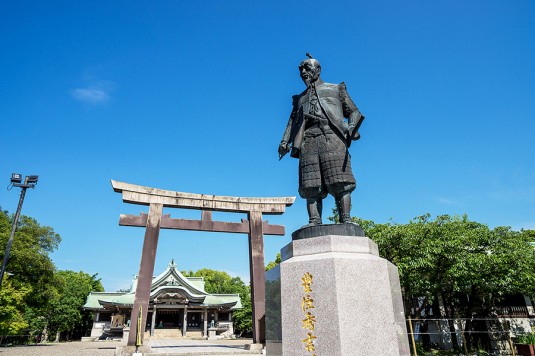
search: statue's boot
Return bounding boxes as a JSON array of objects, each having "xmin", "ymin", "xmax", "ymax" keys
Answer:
[
  {"xmin": 302, "ymin": 199, "xmax": 323, "ymax": 228},
  {"xmin": 337, "ymin": 193, "xmax": 354, "ymax": 224}
]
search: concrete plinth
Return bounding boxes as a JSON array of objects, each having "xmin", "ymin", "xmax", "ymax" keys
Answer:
[
  {"xmin": 207, "ymin": 327, "xmax": 218, "ymax": 340},
  {"xmin": 244, "ymin": 343, "xmax": 264, "ymax": 351},
  {"xmin": 114, "ymin": 345, "xmax": 151, "ymax": 356},
  {"xmin": 280, "ymin": 234, "xmax": 410, "ymax": 356}
]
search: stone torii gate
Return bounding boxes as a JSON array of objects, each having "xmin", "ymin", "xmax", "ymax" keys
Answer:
[{"xmin": 111, "ymin": 180, "xmax": 294, "ymax": 346}]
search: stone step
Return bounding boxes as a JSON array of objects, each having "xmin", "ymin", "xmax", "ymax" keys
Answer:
[{"xmin": 145, "ymin": 329, "xmax": 204, "ymax": 340}]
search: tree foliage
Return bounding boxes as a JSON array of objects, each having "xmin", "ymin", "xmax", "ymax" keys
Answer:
[
  {"xmin": 345, "ymin": 212, "xmax": 535, "ymax": 351},
  {"xmin": 0, "ymin": 212, "xmax": 61, "ymax": 310},
  {"xmin": 351, "ymin": 214, "xmax": 535, "ymax": 314},
  {"xmin": 0, "ymin": 210, "xmax": 103, "ymax": 341},
  {"xmin": 265, "ymin": 253, "xmax": 281, "ymax": 271},
  {"xmin": 0, "ymin": 211, "xmax": 61, "ymax": 339},
  {"xmin": 232, "ymin": 295, "xmax": 252, "ymax": 335},
  {"xmin": 0, "ymin": 276, "xmax": 30, "ymax": 336},
  {"xmin": 46, "ymin": 271, "xmax": 103, "ymax": 340}
]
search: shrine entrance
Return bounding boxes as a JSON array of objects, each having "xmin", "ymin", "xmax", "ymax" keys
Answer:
[
  {"xmin": 152, "ymin": 310, "xmax": 182, "ymax": 329},
  {"xmin": 111, "ymin": 180, "xmax": 294, "ymax": 346}
]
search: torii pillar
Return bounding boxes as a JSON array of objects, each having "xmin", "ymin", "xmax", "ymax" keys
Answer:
[{"xmin": 111, "ymin": 180, "xmax": 294, "ymax": 346}]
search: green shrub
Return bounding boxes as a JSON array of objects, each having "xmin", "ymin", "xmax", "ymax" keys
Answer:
[{"xmin": 517, "ymin": 332, "xmax": 535, "ymax": 345}]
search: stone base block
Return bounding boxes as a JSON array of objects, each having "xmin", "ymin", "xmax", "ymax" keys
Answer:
[
  {"xmin": 244, "ymin": 343, "xmax": 264, "ymax": 351},
  {"xmin": 280, "ymin": 234, "xmax": 410, "ymax": 356},
  {"xmin": 292, "ymin": 223, "xmax": 365, "ymax": 240},
  {"xmin": 265, "ymin": 340, "xmax": 282, "ymax": 356},
  {"xmin": 114, "ymin": 345, "xmax": 151, "ymax": 356}
]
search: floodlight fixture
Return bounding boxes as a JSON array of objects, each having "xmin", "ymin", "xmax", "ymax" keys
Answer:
[
  {"xmin": 26, "ymin": 175, "xmax": 39, "ymax": 184},
  {"xmin": 10, "ymin": 173, "xmax": 22, "ymax": 184}
]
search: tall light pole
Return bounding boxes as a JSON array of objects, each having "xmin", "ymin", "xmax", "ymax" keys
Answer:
[{"xmin": 0, "ymin": 173, "xmax": 39, "ymax": 288}]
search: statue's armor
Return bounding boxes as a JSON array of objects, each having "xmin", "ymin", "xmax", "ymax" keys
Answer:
[{"xmin": 281, "ymin": 81, "xmax": 364, "ymax": 201}]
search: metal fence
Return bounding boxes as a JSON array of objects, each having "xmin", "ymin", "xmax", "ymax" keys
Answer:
[{"xmin": 406, "ymin": 317, "xmax": 535, "ymax": 356}]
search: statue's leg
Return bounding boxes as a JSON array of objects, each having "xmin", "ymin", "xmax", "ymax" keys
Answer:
[
  {"xmin": 305, "ymin": 199, "xmax": 323, "ymax": 226},
  {"xmin": 337, "ymin": 193, "xmax": 352, "ymax": 224},
  {"xmin": 335, "ymin": 197, "xmax": 342, "ymax": 223}
]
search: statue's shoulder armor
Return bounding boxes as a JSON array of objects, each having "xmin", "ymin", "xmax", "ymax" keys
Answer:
[
  {"xmin": 320, "ymin": 82, "xmax": 349, "ymax": 94},
  {"xmin": 316, "ymin": 82, "xmax": 341, "ymax": 102},
  {"xmin": 322, "ymin": 82, "xmax": 339, "ymax": 89}
]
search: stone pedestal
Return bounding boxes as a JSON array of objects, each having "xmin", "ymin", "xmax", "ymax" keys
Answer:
[
  {"xmin": 122, "ymin": 326, "xmax": 130, "ymax": 343},
  {"xmin": 280, "ymin": 232, "xmax": 410, "ymax": 356},
  {"xmin": 207, "ymin": 327, "xmax": 218, "ymax": 340},
  {"xmin": 265, "ymin": 266, "xmax": 282, "ymax": 356},
  {"xmin": 114, "ymin": 345, "xmax": 151, "ymax": 356}
]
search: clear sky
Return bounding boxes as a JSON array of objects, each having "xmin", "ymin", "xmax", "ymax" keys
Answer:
[{"xmin": 1, "ymin": 0, "xmax": 534, "ymax": 292}]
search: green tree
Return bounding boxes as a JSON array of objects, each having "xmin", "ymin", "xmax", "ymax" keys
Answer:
[
  {"xmin": 0, "ymin": 211, "xmax": 62, "ymax": 340},
  {"xmin": 344, "ymin": 213, "xmax": 535, "ymax": 351},
  {"xmin": 0, "ymin": 212, "xmax": 61, "ymax": 307},
  {"xmin": 0, "ymin": 276, "xmax": 30, "ymax": 339},
  {"xmin": 1, "ymin": 211, "xmax": 105, "ymax": 341},
  {"xmin": 231, "ymin": 294, "xmax": 252, "ymax": 335},
  {"xmin": 265, "ymin": 253, "xmax": 281, "ymax": 271},
  {"xmin": 330, "ymin": 212, "xmax": 535, "ymax": 352},
  {"xmin": 46, "ymin": 271, "xmax": 104, "ymax": 341},
  {"xmin": 182, "ymin": 268, "xmax": 248, "ymax": 296}
]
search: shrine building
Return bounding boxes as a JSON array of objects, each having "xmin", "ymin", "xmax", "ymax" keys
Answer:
[{"xmin": 83, "ymin": 260, "xmax": 242, "ymax": 339}]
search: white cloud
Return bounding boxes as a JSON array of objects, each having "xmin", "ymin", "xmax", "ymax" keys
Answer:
[
  {"xmin": 71, "ymin": 87, "xmax": 110, "ymax": 104},
  {"xmin": 70, "ymin": 80, "xmax": 115, "ymax": 105}
]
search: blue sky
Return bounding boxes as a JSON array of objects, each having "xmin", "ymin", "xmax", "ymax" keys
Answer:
[{"xmin": 1, "ymin": 0, "xmax": 534, "ymax": 291}]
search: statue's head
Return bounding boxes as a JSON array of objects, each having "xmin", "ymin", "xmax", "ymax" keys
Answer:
[{"xmin": 299, "ymin": 54, "xmax": 321, "ymax": 86}]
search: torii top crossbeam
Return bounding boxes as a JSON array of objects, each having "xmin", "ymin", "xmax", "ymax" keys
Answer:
[{"xmin": 112, "ymin": 180, "xmax": 295, "ymax": 214}]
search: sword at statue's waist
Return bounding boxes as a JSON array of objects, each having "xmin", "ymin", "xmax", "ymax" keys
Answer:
[
  {"xmin": 303, "ymin": 112, "xmax": 327, "ymax": 122},
  {"xmin": 303, "ymin": 112, "xmax": 334, "ymax": 138}
]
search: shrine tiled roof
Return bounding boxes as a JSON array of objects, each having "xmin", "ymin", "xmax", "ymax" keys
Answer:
[
  {"xmin": 83, "ymin": 260, "xmax": 241, "ymax": 311},
  {"xmin": 83, "ymin": 292, "xmax": 125, "ymax": 310}
]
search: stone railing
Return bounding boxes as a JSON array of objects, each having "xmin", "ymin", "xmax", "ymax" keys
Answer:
[{"xmin": 495, "ymin": 305, "xmax": 530, "ymax": 317}]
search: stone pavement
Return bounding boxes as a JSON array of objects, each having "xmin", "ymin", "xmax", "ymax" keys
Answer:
[
  {"xmin": 0, "ymin": 340, "xmax": 119, "ymax": 355},
  {"xmin": 148, "ymin": 339, "xmax": 262, "ymax": 355},
  {"xmin": 0, "ymin": 339, "xmax": 263, "ymax": 356}
]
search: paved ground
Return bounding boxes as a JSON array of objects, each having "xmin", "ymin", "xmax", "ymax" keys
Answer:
[
  {"xmin": 148, "ymin": 339, "xmax": 260, "ymax": 354},
  {"xmin": 0, "ymin": 339, "xmax": 261, "ymax": 355},
  {"xmin": 0, "ymin": 340, "xmax": 119, "ymax": 355}
]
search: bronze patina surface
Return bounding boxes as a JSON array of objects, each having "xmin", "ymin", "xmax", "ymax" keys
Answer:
[{"xmin": 279, "ymin": 54, "xmax": 365, "ymax": 228}]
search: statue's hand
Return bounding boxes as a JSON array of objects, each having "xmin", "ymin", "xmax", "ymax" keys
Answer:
[
  {"xmin": 347, "ymin": 124, "xmax": 356, "ymax": 139},
  {"xmin": 278, "ymin": 142, "xmax": 290, "ymax": 158}
]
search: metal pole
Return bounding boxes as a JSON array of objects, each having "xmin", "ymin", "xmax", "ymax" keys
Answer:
[
  {"xmin": 0, "ymin": 186, "xmax": 27, "ymax": 288},
  {"xmin": 461, "ymin": 324, "xmax": 469, "ymax": 355},
  {"xmin": 507, "ymin": 332, "xmax": 516, "ymax": 356},
  {"xmin": 408, "ymin": 316, "xmax": 418, "ymax": 356}
]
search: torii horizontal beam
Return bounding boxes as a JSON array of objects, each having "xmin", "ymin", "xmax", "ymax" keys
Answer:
[
  {"xmin": 120, "ymin": 212, "xmax": 286, "ymax": 235},
  {"xmin": 112, "ymin": 180, "xmax": 294, "ymax": 214}
]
